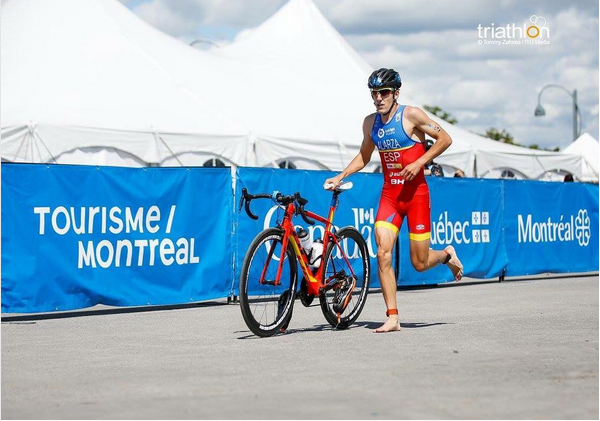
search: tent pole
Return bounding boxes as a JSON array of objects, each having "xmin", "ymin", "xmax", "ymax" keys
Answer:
[{"xmin": 155, "ymin": 132, "xmax": 184, "ymax": 167}]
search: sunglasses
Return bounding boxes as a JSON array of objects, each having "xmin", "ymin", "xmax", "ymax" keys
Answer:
[{"xmin": 370, "ymin": 88, "xmax": 394, "ymax": 99}]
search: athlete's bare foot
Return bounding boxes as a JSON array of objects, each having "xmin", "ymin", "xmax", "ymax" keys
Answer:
[
  {"xmin": 444, "ymin": 245, "xmax": 463, "ymax": 281},
  {"xmin": 374, "ymin": 315, "xmax": 401, "ymax": 333}
]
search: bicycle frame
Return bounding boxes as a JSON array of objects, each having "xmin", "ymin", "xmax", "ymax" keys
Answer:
[{"xmin": 261, "ymin": 193, "xmax": 359, "ymax": 297}]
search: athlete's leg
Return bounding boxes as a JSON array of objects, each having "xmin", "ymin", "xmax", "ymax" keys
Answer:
[
  {"xmin": 372, "ymin": 193, "xmax": 403, "ymax": 333},
  {"xmin": 409, "ymin": 241, "xmax": 463, "ymax": 280},
  {"xmin": 406, "ymin": 191, "xmax": 463, "ymax": 280},
  {"xmin": 374, "ymin": 225, "xmax": 400, "ymax": 333}
]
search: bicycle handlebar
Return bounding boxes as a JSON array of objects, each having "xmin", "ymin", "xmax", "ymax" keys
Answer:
[
  {"xmin": 239, "ymin": 188, "xmax": 315, "ymax": 225},
  {"xmin": 294, "ymin": 192, "xmax": 315, "ymax": 225},
  {"xmin": 239, "ymin": 188, "xmax": 267, "ymax": 220}
]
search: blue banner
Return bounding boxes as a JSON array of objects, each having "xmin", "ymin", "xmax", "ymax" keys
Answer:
[
  {"xmin": 2, "ymin": 164, "xmax": 597, "ymax": 314},
  {"xmin": 503, "ymin": 180, "xmax": 599, "ymax": 275},
  {"xmin": 234, "ymin": 167, "xmax": 384, "ymax": 294},
  {"xmin": 1, "ymin": 164, "xmax": 233, "ymax": 313},
  {"xmin": 398, "ymin": 178, "xmax": 508, "ymax": 284}
]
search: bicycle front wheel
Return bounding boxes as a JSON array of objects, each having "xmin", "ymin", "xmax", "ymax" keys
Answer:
[
  {"xmin": 319, "ymin": 227, "xmax": 370, "ymax": 329},
  {"xmin": 239, "ymin": 228, "xmax": 298, "ymax": 337}
]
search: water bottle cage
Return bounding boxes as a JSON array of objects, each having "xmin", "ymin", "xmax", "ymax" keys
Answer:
[
  {"xmin": 307, "ymin": 240, "xmax": 323, "ymax": 268},
  {"xmin": 308, "ymin": 254, "xmax": 321, "ymax": 268}
]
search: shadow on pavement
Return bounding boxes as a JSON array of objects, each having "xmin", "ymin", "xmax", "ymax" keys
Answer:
[
  {"xmin": 355, "ymin": 321, "xmax": 453, "ymax": 330},
  {"xmin": 235, "ymin": 323, "xmax": 336, "ymax": 339},
  {"xmin": 235, "ymin": 320, "xmax": 452, "ymax": 339}
]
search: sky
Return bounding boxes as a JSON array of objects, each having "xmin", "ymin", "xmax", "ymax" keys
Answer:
[{"xmin": 121, "ymin": 0, "xmax": 599, "ymax": 150}]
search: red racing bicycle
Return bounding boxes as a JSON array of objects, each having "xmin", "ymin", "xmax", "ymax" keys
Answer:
[{"xmin": 238, "ymin": 182, "xmax": 371, "ymax": 337}]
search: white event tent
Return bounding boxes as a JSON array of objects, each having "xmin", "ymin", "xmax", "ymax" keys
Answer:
[
  {"xmin": 0, "ymin": 0, "xmax": 585, "ymax": 180},
  {"xmin": 562, "ymin": 133, "xmax": 599, "ymax": 182},
  {"xmin": 1, "ymin": 0, "xmax": 249, "ymax": 167}
]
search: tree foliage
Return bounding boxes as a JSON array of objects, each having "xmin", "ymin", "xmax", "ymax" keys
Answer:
[
  {"xmin": 482, "ymin": 127, "xmax": 558, "ymax": 151},
  {"xmin": 423, "ymin": 105, "xmax": 458, "ymax": 125},
  {"xmin": 422, "ymin": 105, "xmax": 560, "ymax": 152},
  {"xmin": 484, "ymin": 127, "xmax": 515, "ymax": 144}
]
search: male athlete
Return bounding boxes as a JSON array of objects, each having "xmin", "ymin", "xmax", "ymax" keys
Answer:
[{"xmin": 325, "ymin": 68, "xmax": 463, "ymax": 333}]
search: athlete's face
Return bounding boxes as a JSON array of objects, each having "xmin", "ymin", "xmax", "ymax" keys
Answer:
[{"xmin": 371, "ymin": 88, "xmax": 397, "ymax": 113}]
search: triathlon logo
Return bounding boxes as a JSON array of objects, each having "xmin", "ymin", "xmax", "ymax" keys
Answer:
[
  {"xmin": 477, "ymin": 15, "xmax": 550, "ymax": 45},
  {"xmin": 527, "ymin": 15, "xmax": 547, "ymax": 39},
  {"xmin": 377, "ymin": 128, "xmax": 385, "ymax": 138},
  {"xmin": 575, "ymin": 209, "xmax": 591, "ymax": 246}
]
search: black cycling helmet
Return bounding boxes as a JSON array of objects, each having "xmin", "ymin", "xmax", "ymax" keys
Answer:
[{"xmin": 368, "ymin": 68, "xmax": 402, "ymax": 90}]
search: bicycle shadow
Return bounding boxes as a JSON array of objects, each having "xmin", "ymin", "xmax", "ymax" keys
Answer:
[
  {"xmin": 355, "ymin": 321, "xmax": 454, "ymax": 330},
  {"xmin": 236, "ymin": 320, "xmax": 452, "ymax": 339},
  {"xmin": 235, "ymin": 323, "xmax": 336, "ymax": 339}
]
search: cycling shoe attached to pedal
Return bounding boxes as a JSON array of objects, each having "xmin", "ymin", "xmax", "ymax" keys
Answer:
[{"xmin": 332, "ymin": 275, "xmax": 356, "ymax": 314}]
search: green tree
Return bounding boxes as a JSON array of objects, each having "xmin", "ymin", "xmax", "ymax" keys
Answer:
[
  {"xmin": 483, "ymin": 128, "xmax": 559, "ymax": 151},
  {"xmin": 483, "ymin": 127, "xmax": 515, "ymax": 145},
  {"xmin": 423, "ymin": 105, "xmax": 458, "ymax": 125}
]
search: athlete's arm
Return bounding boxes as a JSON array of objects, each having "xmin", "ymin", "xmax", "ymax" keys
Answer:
[
  {"xmin": 325, "ymin": 115, "xmax": 376, "ymax": 189},
  {"xmin": 399, "ymin": 106, "xmax": 452, "ymax": 181}
]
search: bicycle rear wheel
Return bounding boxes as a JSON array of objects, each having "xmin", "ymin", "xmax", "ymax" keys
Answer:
[
  {"xmin": 239, "ymin": 228, "xmax": 298, "ymax": 337},
  {"xmin": 319, "ymin": 227, "xmax": 370, "ymax": 329}
]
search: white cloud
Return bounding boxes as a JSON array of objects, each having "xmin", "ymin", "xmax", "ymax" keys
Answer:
[
  {"xmin": 131, "ymin": 0, "xmax": 199, "ymax": 36},
  {"xmin": 317, "ymin": 0, "xmax": 598, "ymax": 35},
  {"xmin": 200, "ymin": 0, "xmax": 284, "ymax": 27},
  {"xmin": 319, "ymin": 0, "xmax": 504, "ymax": 34}
]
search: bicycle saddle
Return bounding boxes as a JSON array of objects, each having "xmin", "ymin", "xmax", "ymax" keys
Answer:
[{"xmin": 323, "ymin": 181, "xmax": 353, "ymax": 192}]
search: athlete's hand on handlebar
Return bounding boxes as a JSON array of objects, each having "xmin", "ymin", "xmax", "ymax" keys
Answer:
[{"xmin": 324, "ymin": 175, "xmax": 344, "ymax": 190}]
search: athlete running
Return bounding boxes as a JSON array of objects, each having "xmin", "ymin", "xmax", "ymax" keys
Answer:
[{"xmin": 325, "ymin": 68, "xmax": 463, "ymax": 333}]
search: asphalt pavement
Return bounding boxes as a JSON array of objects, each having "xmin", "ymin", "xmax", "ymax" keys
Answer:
[{"xmin": 2, "ymin": 274, "xmax": 598, "ymax": 419}]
